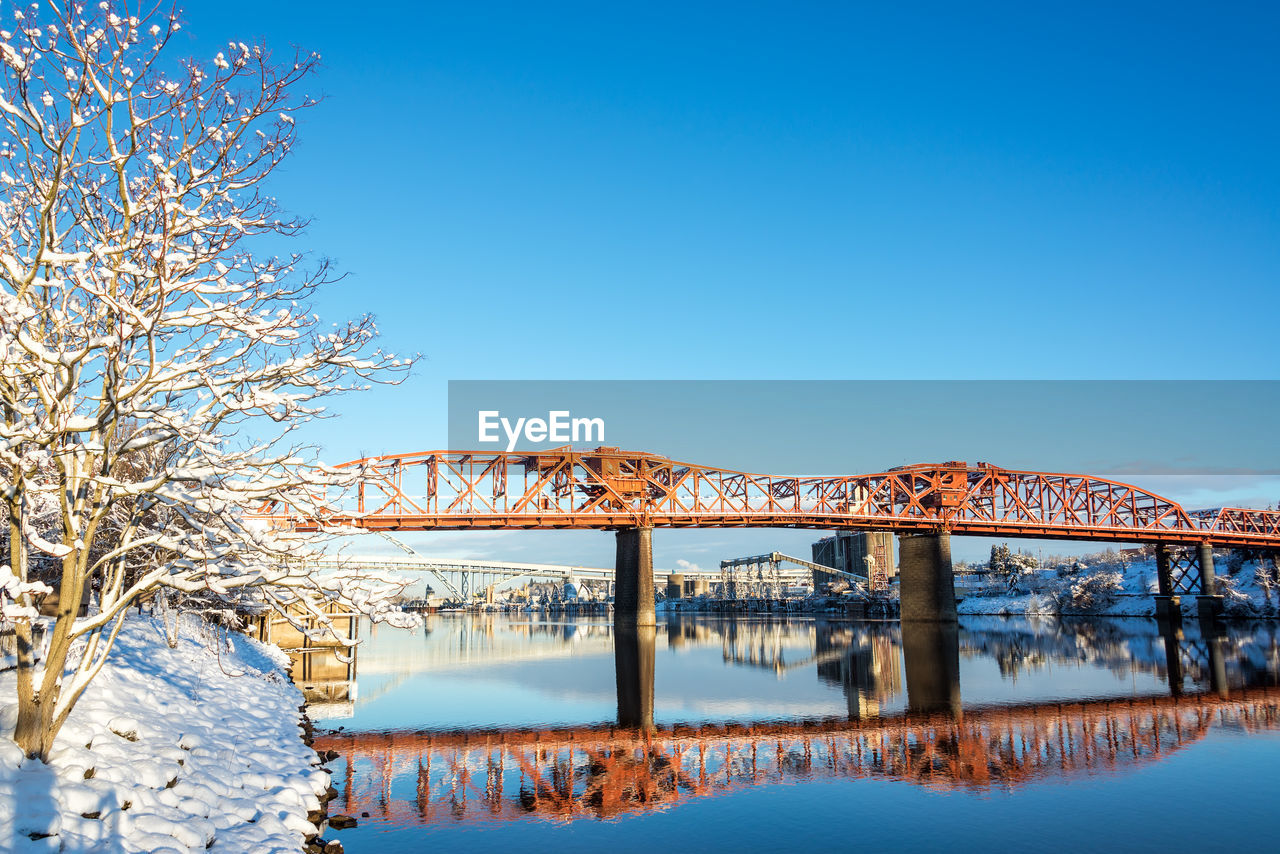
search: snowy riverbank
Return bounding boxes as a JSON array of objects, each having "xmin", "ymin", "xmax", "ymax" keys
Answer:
[
  {"xmin": 1, "ymin": 614, "xmax": 330, "ymax": 853},
  {"xmin": 958, "ymin": 554, "xmax": 1280, "ymax": 618},
  {"xmin": 958, "ymin": 591, "xmax": 1170, "ymax": 617}
]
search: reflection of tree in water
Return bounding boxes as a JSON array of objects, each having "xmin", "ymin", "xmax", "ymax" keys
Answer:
[
  {"xmin": 687, "ymin": 615, "xmax": 1279, "ymax": 694},
  {"xmin": 962, "ymin": 618, "xmax": 1166, "ymax": 683},
  {"xmin": 1217, "ymin": 625, "xmax": 1280, "ymax": 686},
  {"xmin": 990, "ymin": 641, "xmax": 1049, "ymax": 679},
  {"xmin": 692, "ymin": 615, "xmax": 1280, "ymax": 691},
  {"xmin": 959, "ymin": 618, "xmax": 1280, "ymax": 690}
]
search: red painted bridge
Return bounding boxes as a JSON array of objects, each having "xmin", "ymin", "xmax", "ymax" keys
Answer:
[{"xmin": 267, "ymin": 447, "xmax": 1280, "ymax": 548}]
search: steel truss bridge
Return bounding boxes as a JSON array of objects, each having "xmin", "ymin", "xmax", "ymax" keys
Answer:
[
  {"xmin": 314, "ymin": 687, "xmax": 1280, "ymax": 824},
  {"xmin": 265, "ymin": 448, "xmax": 1280, "ymax": 548}
]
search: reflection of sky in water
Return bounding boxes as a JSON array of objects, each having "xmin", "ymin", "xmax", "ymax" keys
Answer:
[
  {"xmin": 311, "ymin": 615, "xmax": 1280, "ymax": 730},
  {"xmin": 351, "ymin": 732, "xmax": 1280, "ymax": 854},
  {"xmin": 955, "ymin": 655, "xmax": 1167, "ymax": 705}
]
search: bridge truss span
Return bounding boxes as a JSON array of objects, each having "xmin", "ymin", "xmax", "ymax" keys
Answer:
[{"xmin": 264, "ymin": 448, "xmax": 1280, "ymax": 548}]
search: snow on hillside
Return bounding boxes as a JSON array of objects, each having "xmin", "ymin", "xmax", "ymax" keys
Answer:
[
  {"xmin": 0, "ymin": 615, "xmax": 328, "ymax": 853},
  {"xmin": 958, "ymin": 552, "xmax": 1280, "ymax": 618}
]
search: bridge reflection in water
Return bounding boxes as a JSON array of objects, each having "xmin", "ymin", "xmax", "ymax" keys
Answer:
[{"xmin": 308, "ymin": 618, "xmax": 1280, "ymax": 826}]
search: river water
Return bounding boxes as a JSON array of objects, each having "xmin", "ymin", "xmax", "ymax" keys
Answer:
[{"xmin": 302, "ymin": 614, "xmax": 1280, "ymax": 853}]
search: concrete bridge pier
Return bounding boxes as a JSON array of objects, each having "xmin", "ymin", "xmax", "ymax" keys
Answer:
[
  {"xmin": 615, "ymin": 526, "xmax": 655, "ymax": 626},
  {"xmin": 614, "ymin": 624, "xmax": 656, "ymax": 731},
  {"xmin": 1207, "ymin": 631, "xmax": 1230, "ymax": 699},
  {"xmin": 902, "ymin": 620, "xmax": 962, "ymax": 718},
  {"xmin": 898, "ymin": 532, "xmax": 957, "ymax": 622},
  {"xmin": 1196, "ymin": 543, "xmax": 1224, "ymax": 622},
  {"xmin": 1159, "ymin": 619, "xmax": 1185, "ymax": 696},
  {"xmin": 1154, "ymin": 544, "xmax": 1181, "ymax": 623}
]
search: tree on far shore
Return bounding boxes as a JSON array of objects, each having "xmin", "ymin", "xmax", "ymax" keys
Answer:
[{"xmin": 987, "ymin": 543, "xmax": 1037, "ymax": 589}]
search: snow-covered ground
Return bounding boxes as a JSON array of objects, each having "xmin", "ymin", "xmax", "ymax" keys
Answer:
[
  {"xmin": 958, "ymin": 553, "xmax": 1280, "ymax": 618},
  {"xmin": 0, "ymin": 615, "xmax": 328, "ymax": 853}
]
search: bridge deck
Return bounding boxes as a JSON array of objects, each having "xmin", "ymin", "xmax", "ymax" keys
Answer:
[{"xmin": 259, "ymin": 449, "xmax": 1280, "ymax": 548}]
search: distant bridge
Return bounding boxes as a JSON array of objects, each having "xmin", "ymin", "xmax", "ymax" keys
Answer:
[
  {"xmin": 317, "ymin": 551, "xmax": 830, "ymax": 604},
  {"xmin": 315, "ymin": 687, "xmax": 1280, "ymax": 825},
  {"xmin": 307, "ymin": 553, "xmax": 721, "ymax": 601}
]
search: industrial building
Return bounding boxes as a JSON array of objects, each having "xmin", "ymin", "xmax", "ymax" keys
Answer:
[{"xmin": 812, "ymin": 531, "xmax": 896, "ymax": 589}]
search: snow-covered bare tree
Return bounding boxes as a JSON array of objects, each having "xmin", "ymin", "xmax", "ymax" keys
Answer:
[
  {"xmin": 987, "ymin": 543, "xmax": 1036, "ymax": 590},
  {"xmin": 0, "ymin": 2, "xmax": 412, "ymax": 760},
  {"xmin": 1055, "ymin": 568, "xmax": 1124, "ymax": 614}
]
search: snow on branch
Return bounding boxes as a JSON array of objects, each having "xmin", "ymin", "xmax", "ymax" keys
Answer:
[
  {"xmin": 0, "ymin": 563, "xmax": 52, "ymax": 621},
  {"xmin": 0, "ymin": 2, "xmax": 415, "ymax": 759}
]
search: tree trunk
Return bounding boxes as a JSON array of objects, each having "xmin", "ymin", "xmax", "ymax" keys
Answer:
[
  {"xmin": 8, "ymin": 498, "xmax": 50, "ymax": 759},
  {"xmin": 12, "ymin": 620, "xmax": 47, "ymax": 759},
  {"xmin": 13, "ymin": 559, "xmax": 82, "ymax": 761},
  {"xmin": 14, "ymin": 625, "xmax": 76, "ymax": 760}
]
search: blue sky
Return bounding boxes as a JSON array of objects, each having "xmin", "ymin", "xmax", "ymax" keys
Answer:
[{"xmin": 171, "ymin": 1, "xmax": 1279, "ymax": 562}]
